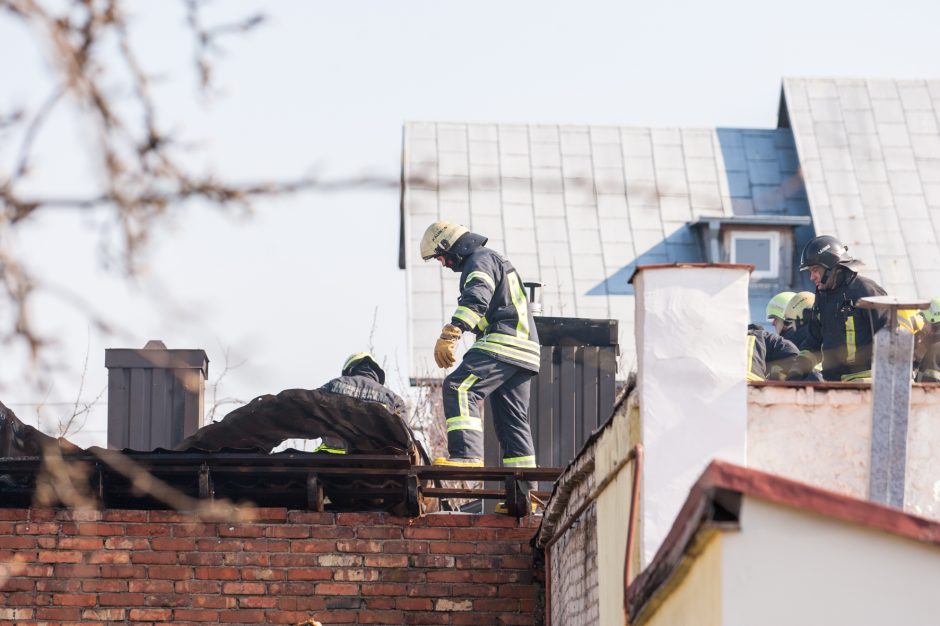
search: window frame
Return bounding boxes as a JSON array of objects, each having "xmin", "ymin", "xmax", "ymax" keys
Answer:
[{"xmin": 729, "ymin": 230, "xmax": 780, "ymax": 280}]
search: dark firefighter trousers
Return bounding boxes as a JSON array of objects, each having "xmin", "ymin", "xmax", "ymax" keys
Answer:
[{"xmin": 442, "ymin": 349, "xmax": 537, "ymax": 469}]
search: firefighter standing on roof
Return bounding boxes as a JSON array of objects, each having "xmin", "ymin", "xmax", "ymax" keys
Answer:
[
  {"xmin": 915, "ymin": 298, "xmax": 940, "ymax": 383},
  {"xmin": 419, "ymin": 221, "xmax": 539, "ymax": 476},
  {"xmin": 787, "ymin": 235, "xmax": 888, "ymax": 382}
]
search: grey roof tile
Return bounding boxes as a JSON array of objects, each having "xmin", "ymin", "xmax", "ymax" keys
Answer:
[
  {"xmin": 467, "ymin": 125, "xmax": 498, "ymax": 141},
  {"xmin": 871, "ymin": 99, "xmax": 906, "ymax": 123}
]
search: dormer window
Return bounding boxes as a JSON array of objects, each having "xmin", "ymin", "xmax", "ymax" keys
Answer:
[{"xmin": 730, "ymin": 230, "xmax": 779, "ymax": 280}]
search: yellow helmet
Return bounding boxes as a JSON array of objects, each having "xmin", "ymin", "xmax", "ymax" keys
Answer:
[
  {"xmin": 924, "ymin": 298, "xmax": 940, "ymax": 324},
  {"xmin": 766, "ymin": 291, "xmax": 796, "ymax": 321},
  {"xmin": 784, "ymin": 291, "xmax": 815, "ymax": 322},
  {"xmin": 342, "ymin": 352, "xmax": 385, "ymax": 384},
  {"xmin": 898, "ymin": 310, "xmax": 926, "ymax": 334},
  {"xmin": 420, "ymin": 221, "xmax": 469, "ymax": 261}
]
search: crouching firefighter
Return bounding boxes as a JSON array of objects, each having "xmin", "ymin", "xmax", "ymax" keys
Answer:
[
  {"xmin": 787, "ymin": 235, "xmax": 888, "ymax": 383},
  {"xmin": 315, "ymin": 352, "xmax": 408, "ymax": 453},
  {"xmin": 420, "ymin": 221, "xmax": 539, "ymax": 509},
  {"xmin": 747, "ymin": 324, "xmax": 799, "ymax": 381}
]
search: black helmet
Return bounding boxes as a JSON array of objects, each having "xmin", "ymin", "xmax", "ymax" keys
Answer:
[
  {"xmin": 799, "ymin": 235, "xmax": 856, "ymax": 271},
  {"xmin": 342, "ymin": 352, "xmax": 385, "ymax": 384}
]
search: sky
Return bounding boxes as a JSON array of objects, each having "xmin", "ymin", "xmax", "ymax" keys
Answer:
[{"xmin": 1, "ymin": 0, "xmax": 939, "ymax": 447}]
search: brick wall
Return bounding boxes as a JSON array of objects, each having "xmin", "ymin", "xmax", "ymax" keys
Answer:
[
  {"xmin": 548, "ymin": 474, "xmax": 598, "ymax": 626},
  {"xmin": 0, "ymin": 508, "xmax": 541, "ymax": 625}
]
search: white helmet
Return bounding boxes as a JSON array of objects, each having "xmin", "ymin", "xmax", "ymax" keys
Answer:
[
  {"xmin": 784, "ymin": 291, "xmax": 815, "ymax": 322},
  {"xmin": 420, "ymin": 221, "xmax": 469, "ymax": 261},
  {"xmin": 923, "ymin": 298, "xmax": 940, "ymax": 324},
  {"xmin": 765, "ymin": 291, "xmax": 795, "ymax": 321}
]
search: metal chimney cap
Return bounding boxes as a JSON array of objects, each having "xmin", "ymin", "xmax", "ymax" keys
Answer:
[
  {"xmin": 857, "ymin": 296, "xmax": 931, "ymax": 310},
  {"xmin": 143, "ymin": 340, "xmax": 168, "ymax": 349}
]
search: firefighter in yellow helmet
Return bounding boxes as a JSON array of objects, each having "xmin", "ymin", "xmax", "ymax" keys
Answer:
[
  {"xmin": 765, "ymin": 291, "xmax": 796, "ymax": 335},
  {"xmin": 783, "ymin": 291, "xmax": 815, "ymax": 349},
  {"xmin": 419, "ymin": 220, "xmax": 539, "ymax": 487},
  {"xmin": 915, "ymin": 298, "xmax": 940, "ymax": 383}
]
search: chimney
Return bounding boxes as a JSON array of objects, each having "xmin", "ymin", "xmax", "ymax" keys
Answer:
[
  {"xmin": 105, "ymin": 340, "xmax": 209, "ymax": 451},
  {"xmin": 630, "ymin": 264, "xmax": 751, "ymax": 565}
]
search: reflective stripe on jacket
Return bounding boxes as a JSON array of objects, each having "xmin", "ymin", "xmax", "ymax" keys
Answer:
[
  {"xmin": 451, "ymin": 247, "xmax": 541, "ymax": 372},
  {"xmin": 802, "ymin": 272, "xmax": 888, "ymax": 382},
  {"xmin": 748, "ymin": 324, "xmax": 799, "ymax": 381}
]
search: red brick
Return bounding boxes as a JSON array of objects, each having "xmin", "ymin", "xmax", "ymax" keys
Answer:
[
  {"xmin": 148, "ymin": 565, "xmax": 193, "ymax": 580},
  {"xmin": 172, "ymin": 523, "xmax": 217, "ymax": 537},
  {"xmin": 426, "ymin": 570, "xmax": 472, "ymax": 583},
  {"xmin": 264, "ymin": 525, "xmax": 309, "ymax": 539},
  {"xmin": 289, "ymin": 539, "xmax": 336, "ymax": 553},
  {"xmin": 131, "ymin": 550, "xmax": 177, "ymax": 564},
  {"xmin": 356, "ymin": 527, "xmax": 402, "ymax": 539},
  {"xmin": 403, "ymin": 527, "xmax": 450, "ymax": 540},
  {"xmin": 146, "ymin": 537, "xmax": 193, "ymax": 550},
  {"xmin": 426, "ymin": 514, "xmax": 473, "ymax": 527},
  {"xmin": 363, "ymin": 597, "xmax": 396, "ymax": 610},
  {"xmin": 500, "ymin": 555, "xmax": 534, "ymax": 569},
  {"xmin": 244, "ymin": 537, "xmax": 288, "ymax": 551},
  {"xmin": 195, "ymin": 566, "xmax": 240, "ymax": 580},
  {"xmin": 101, "ymin": 510, "xmax": 148, "ymax": 522},
  {"xmin": 126, "ymin": 523, "xmax": 171, "ymax": 537},
  {"xmin": 35, "ymin": 606, "xmax": 81, "ymax": 620},
  {"xmin": 36, "ymin": 550, "xmax": 82, "ymax": 563},
  {"xmin": 494, "ymin": 614, "xmax": 536, "ymax": 625},
  {"xmin": 27, "ymin": 508, "xmax": 57, "ymax": 521},
  {"xmin": 0, "ymin": 509, "xmax": 30, "ymax": 520},
  {"xmin": 238, "ymin": 596, "xmax": 277, "ymax": 609},
  {"xmin": 0, "ymin": 536, "xmax": 36, "ymax": 548},
  {"xmin": 251, "ymin": 507, "xmax": 288, "ymax": 522},
  {"xmin": 0, "ymin": 609, "xmax": 33, "ymax": 620},
  {"xmin": 336, "ymin": 512, "xmax": 387, "ymax": 526},
  {"xmin": 195, "ymin": 538, "xmax": 243, "ymax": 551},
  {"xmin": 315, "ymin": 582, "xmax": 359, "ymax": 595},
  {"xmin": 473, "ymin": 569, "xmax": 528, "ymax": 584},
  {"xmin": 455, "ymin": 555, "xmax": 500, "ymax": 569},
  {"xmin": 276, "ymin": 595, "xmax": 326, "ymax": 611},
  {"xmin": 54, "ymin": 563, "xmax": 99, "ymax": 578},
  {"xmin": 36, "ymin": 535, "xmax": 56, "ymax": 548},
  {"xmin": 333, "ymin": 568, "xmax": 379, "ymax": 582},
  {"xmin": 76, "ymin": 522, "xmax": 125, "ymax": 535},
  {"xmin": 285, "ymin": 511, "xmax": 335, "ymax": 524},
  {"xmin": 58, "ymin": 536, "xmax": 105, "ymax": 550},
  {"xmin": 241, "ymin": 567, "xmax": 284, "ymax": 581},
  {"xmin": 180, "ymin": 552, "xmax": 225, "ymax": 566},
  {"xmin": 38, "ymin": 579, "xmax": 81, "ymax": 593},
  {"xmin": 358, "ymin": 609, "xmax": 405, "ymax": 624},
  {"xmin": 88, "ymin": 549, "xmax": 131, "ymax": 564},
  {"xmin": 82, "ymin": 608, "xmax": 127, "ymax": 620},
  {"xmin": 149, "ymin": 510, "xmax": 198, "ymax": 523},
  {"xmin": 379, "ymin": 569, "xmax": 426, "ymax": 583},
  {"xmin": 337, "ymin": 539, "xmax": 382, "ymax": 553},
  {"xmin": 452, "ymin": 583, "xmax": 498, "ymax": 597},
  {"xmin": 382, "ymin": 540, "xmax": 428, "ymax": 554},
  {"xmin": 403, "ymin": 611, "xmax": 450, "ymax": 624},
  {"xmin": 406, "ymin": 584, "xmax": 451, "ymax": 598},
  {"xmin": 472, "ymin": 515, "xmax": 520, "ymax": 528},
  {"xmin": 129, "ymin": 579, "xmax": 174, "ymax": 593},
  {"xmin": 3, "ymin": 591, "xmax": 42, "ymax": 606},
  {"xmin": 410, "ymin": 555, "xmax": 455, "ymax": 568},
  {"xmin": 175, "ymin": 580, "xmax": 221, "ymax": 594},
  {"xmin": 98, "ymin": 592, "xmax": 146, "ymax": 606},
  {"xmin": 144, "ymin": 593, "xmax": 190, "ymax": 607},
  {"xmin": 286, "ymin": 568, "xmax": 333, "ymax": 581},
  {"xmin": 0, "ymin": 578, "xmax": 35, "ymax": 591},
  {"xmin": 364, "ymin": 554, "xmax": 409, "ymax": 568},
  {"xmin": 15, "ymin": 522, "xmax": 59, "ymax": 534},
  {"xmin": 222, "ymin": 581, "xmax": 266, "ymax": 595},
  {"xmin": 265, "ymin": 609, "xmax": 323, "ymax": 624},
  {"xmin": 268, "ymin": 581, "xmax": 316, "ymax": 595},
  {"xmin": 217, "ymin": 608, "xmax": 264, "ymax": 622},
  {"xmin": 429, "ymin": 541, "xmax": 477, "ymax": 554},
  {"xmin": 318, "ymin": 554, "xmax": 362, "ymax": 567},
  {"xmin": 193, "ymin": 594, "xmax": 237, "ymax": 609},
  {"xmin": 218, "ymin": 523, "xmax": 264, "ymax": 538},
  {"xmin": 103, "ymin": 536, "xmax": 149, "ymax": 550},
  {"xmin": 21, "ymin": 564, "xmax": 54, "ymax": 577},
  {"xmin": 396, "ymin": 597, "xmax": 433, "ymax": 611},
  {"xmin": 361, "ymin": 583, "xmax": 409, "ymax": 596},
  {"xmin": 498, "ymin": 584, "xmax": 536, "ymax": 598},
  {"xmin": 100, "ymin": 564, "xmax": 145, "ymax": 578},
  {"xmin": 129, "ymin": 608, "xmax": 172, "ymax": 621},
  {"xmin": 234, "ymin": 551, "xmax": 271, "ymax": 566},
  {"xmin": 172, "ymin": 608, "xmax": 219, "ymax": 621},
  {"xmin": 309, "ymin": 525, "xmax": 355, "ymax": 538},
  {"xmin": 472, "ymin": 598, "xmax": 519, "ymax": 611},
  {"xmin": 270, "ymin": 553, "xmax": 320, "ymax": 567}
]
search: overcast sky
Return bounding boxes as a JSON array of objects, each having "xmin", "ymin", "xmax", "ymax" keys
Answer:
[{"xmin": 2, "ymin": 0, "xmax": 939, "ymax": 447}]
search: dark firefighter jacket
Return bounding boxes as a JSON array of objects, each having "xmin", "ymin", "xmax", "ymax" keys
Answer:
[
  {"xmin": 449, "ymin": 245, "xmax": 541, "ymax": 373},
  {"xmin": 915, "ymin": 329, "xmax": 940, "ymax": 383},
  {"xmin": 748, "ymin": 324, "xmax": 799, "ymax": 381},
  {"xmin": 781, "ymin": 321, "xmax": 813, "ymax": 351},
  {"xmin": 798, "ymin": 271, "xmax": 888, "ymax": 382}
]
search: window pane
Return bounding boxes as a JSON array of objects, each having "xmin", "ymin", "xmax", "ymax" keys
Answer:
[{"xmin": 735, "ymin": 238, "xmax": 771, "ymax": 271}]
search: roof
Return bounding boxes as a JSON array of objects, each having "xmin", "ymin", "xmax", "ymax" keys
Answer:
[
  {"xmin": 627, "ymin": 460, "xmax": 940, "ymax": 622},
  {"xmin": 399, "ymin": 120, "xmax": 812, "ymax": 377},
  {"xmin": 780, "ymin": 77, "xmax": 940, "ymax": 298}
]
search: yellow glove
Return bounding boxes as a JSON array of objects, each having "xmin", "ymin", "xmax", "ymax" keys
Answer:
[{"xmin": 434, "ymin": 323, "xmax": 462, "ymax": 368}]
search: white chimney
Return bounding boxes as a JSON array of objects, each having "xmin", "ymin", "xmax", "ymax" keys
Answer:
[{"xmin": 631, "ymin": 264, "xmax": 751, "ymax": 565}]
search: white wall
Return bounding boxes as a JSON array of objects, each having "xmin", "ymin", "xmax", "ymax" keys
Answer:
[
  {"xmin": 723, "ymin": 497, "xmax": 940, "ymax": 626},
  {"xmin": 748, "ymin": 385, "xmax": 940, "ymax": 520},
  {"xmin": 634, "ymin": 265, "xmax": 750, "ymax": 564}
]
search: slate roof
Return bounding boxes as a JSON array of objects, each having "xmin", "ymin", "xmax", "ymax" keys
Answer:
[
  {"xmin": 781, "ymin": 77, "xmax": 940, "ymax": 297},
  {"xmin": 400, "ymin": 119, "xmax": 812, "ymax": 379}
]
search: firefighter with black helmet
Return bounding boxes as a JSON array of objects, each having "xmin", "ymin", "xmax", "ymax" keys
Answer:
[
  {"xmin": 787, "ymin": 235, "xmax": 888, "ymax": 382},
  {"xmin": 419, "ymin": 221, "xmax": 539, "ymax": 502},
  {"xmin": 315, "ymin": 352, "xmax": 408, "ymax": 453}
]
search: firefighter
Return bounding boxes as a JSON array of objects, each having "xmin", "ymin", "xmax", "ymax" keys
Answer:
[
  {"xmin": 747, "ymin": 323, "xmax": 799, "ymax": 381},
  {"xmin": 765, "ymin": 291, "xmax": 796, "ymax": 335},
  {"xmin": 419, "ymin": 221, "xmax": 539, "ymax": 483},
  {"xmin": 915, "ymin": 299, "xmax": 940, "ymax": 383},
  {"xmin": 783, "ymin": 291, "xmax": 815, "ymax": 349},
  {"xmin": 315, "ymin": 352, "xmax": 407, "ymax": 453},
  {"xmin": 787, "ymin": 235, "xmax": 888, "ymax": 382}
]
